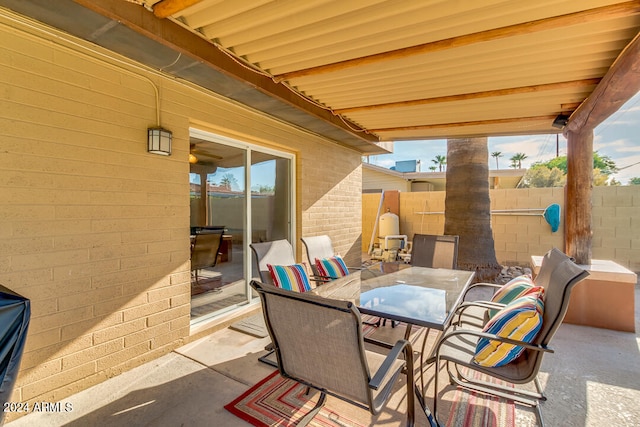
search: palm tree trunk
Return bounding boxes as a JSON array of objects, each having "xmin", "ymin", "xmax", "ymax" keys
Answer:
[{"xmin": 444, "ymin": 138, "xmax": 501, "ymax": 283}]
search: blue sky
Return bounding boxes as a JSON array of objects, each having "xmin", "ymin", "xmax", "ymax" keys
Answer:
[{"xmin": 365, "ymin": 90, "xmax": 640, "ymax": 185}]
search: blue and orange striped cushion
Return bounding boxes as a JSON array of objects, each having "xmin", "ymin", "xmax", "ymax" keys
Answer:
[
  {"xmin": 474, "ymin": 293, "xmax": 545, "ymax": 367},
  {"xmin": 267, "ymin": 264, "xmax": 312, "ymax": 292},
  {"xmin": 315, "ymin": 256, "xmax": 349, "ymax": 280}
]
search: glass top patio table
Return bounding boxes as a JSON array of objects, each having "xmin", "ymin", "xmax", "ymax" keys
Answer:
[{"xmin": 312, "ymin": 263, "xmax": 475, "ymax": 330}]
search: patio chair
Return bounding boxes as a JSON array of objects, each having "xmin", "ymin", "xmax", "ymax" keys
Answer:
[
  {"xmin": 453, "ymin": 246, "xmax": 570, "ymax": 330},
  {"xmin": 251, "ymin": 239, "xmax": 329, "ymax": 286},
  {"xmin": 250, "ymin": 239, "xmax": 315, "ymax": 366},
  {"xmin": 190, "ymin": 227, "xmax": 224, "ymax": 287},
  {"xmin": 249, "ymin": 239, "xmax": 297, "ymax": 285},
  {"xmin": 250, "ymin": 279, "xmax": 416, "ymax": 427},
  {"xmin": 301, "ymin": 235, "xmax": 362, "ymax": 280},
  {"xmin": 410, "ymin": 234, "xmax": 459, "ymax": 269},
  {"xmin": 431, "ymin": 248, "xmax": 589, "ymax": 426},
  {"xmin": 381, "ymin": 233, "xmax": 460, "ymax": 329}
]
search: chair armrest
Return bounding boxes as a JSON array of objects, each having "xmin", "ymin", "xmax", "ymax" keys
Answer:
[
  {"xmin": 309, "ymin": 275, "xmax": 332, "ymax": 284},
  {"xmin": 438, "ymin": 328, "xmax": 554, "ymax": 354},
  {"xmin": 369, "ymin": 339, "xmax": 413, "ymax": 391},
  {"xmin": 453, "ymin": 301, "xmax": 505, "ymax": 326},
  {"xmin": 460, "ymin": 282, "xmax": 502, "ymax": 300},
  {"xmin": 455, "ymin": 300, "xmax": 505, "ymax": 314},
  {"xmin": 467, "ymin": 282, "xmax": 503, "ymax": 290}
]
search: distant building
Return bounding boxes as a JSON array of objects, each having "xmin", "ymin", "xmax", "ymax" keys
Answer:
[
  {"xmin": 363, "ymin": 162, "xmax": 526, "ymax": 192},
  {"xmin": 390, "ymin": 159, "xmax": 421, "ymax": 172}
]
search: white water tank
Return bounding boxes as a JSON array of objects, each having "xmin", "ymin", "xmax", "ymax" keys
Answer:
[{"xmin": 379, "ymin": 211, "xmax": 400, "ymax": 250}]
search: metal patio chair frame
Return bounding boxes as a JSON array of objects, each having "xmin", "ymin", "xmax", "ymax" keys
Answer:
[
  {"xmin": 301, "ymin": 235, "xmax": 363, "ymax": 281},
  {"xmin": 410, "ymin": 234, "xmax": 459, "ymax": 269},
  {"xmin": 251, "ymin": 279, "xmax": 416, "ymax": 427},
  {"xmin": 431, "ymin": 248, "xmax": 589, "ymax": 426}
]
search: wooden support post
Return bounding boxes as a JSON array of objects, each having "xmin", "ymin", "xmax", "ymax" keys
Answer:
[{"xmin": 565, "ymin": 129, "xmax": 593, "ymax": 264}]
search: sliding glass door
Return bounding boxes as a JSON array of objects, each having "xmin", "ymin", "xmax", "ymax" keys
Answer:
[{"xmin": 189, "ymin": 129, "xmax": 294, "ymax": 323}]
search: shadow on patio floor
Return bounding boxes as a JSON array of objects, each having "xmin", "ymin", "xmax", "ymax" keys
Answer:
[{"xmin": 6, "ymin": 283, "xmax": 640, "ymax": 427}]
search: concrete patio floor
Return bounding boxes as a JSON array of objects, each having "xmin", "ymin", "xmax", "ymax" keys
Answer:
[{"xmin": 6, "ymin": 284, "xmax": 640, "ymax": 427}]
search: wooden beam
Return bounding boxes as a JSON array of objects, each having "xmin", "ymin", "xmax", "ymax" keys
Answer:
[
  {"xmin": 335, "ymin": 79, "xmax": 601, "ymax": 114},
  {"xmin": 153, "ymin": 0, "xmax": 204, "ymax": 19},
  {"xmin": 565, "ymin": 129, "xmax": 593, "ymax": 264},
  {"xmin": 564, "ymin": 31, "xmax": 640, "ymax": 134},
  {"xmin": 370, "ymin": 115, "xmax": 557, "ymax": 133},
  {"xmin": 70, "ymin": 0, "xmax": 379, "ymax": 146},
  {"xmin": 561, "ymin": 28, "xmax": 640, "ymax": 265},
  {"xmin": 560, "ymin": 102, "xmax": 582, "ymax": 111},
  {"xmin": 276, "ymin": 1, "xmax": 640, "ymax": 81}
]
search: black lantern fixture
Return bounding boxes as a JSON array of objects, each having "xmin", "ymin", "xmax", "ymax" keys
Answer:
[
  {"xmin": 552, "ymin": 114, "xmax": 569, "ymax": 129},
  {"xmin": 147, "ymin": 127, "xmax": 172, "ymax": 155}
]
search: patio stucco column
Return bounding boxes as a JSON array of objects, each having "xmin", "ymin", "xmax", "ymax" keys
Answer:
[{"xmin": 565, "ymin": 128, "xmax": 593, "ymax": 265}]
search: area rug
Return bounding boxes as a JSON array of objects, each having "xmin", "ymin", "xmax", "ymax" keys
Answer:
[
  {"xmin": 225, "ymin": 370, "xmax": 367, "ymax": 427},
  {"xmin": 225, "ymin": 369, "xmax": 515, "ymax": 427},
  {"xmin": 445, "ymin": 370, "xmax": 516, "ymax": 427},
  {"xmin": 225, "ymin": 323, "xmax": 516, "ymax": 427}
]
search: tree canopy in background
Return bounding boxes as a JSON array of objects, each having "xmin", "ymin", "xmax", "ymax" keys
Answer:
[
  {"xmin": 521, "ymin": 152, "xmax": 620, "ymax": 187},
  {"xmin": 530, "ymin": 152, "xmax": 618, "ymax": 175},
  {"xmin": 522, "ymin": 167, "xmax": 566, "ymax": 188}
]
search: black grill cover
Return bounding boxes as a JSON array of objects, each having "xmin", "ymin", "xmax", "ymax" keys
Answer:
[{"xmin": 0, "ymin": 285, "xmax": 30, "ymax": 424}]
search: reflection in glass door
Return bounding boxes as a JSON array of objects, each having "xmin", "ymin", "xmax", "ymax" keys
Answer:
[
  {"xmin": 250, "ymin": 154, "xmax": 291, "ymax": 300},
  {"xmin": 189, "ymin": 130, "xmax": 293, "ymax": 323}
]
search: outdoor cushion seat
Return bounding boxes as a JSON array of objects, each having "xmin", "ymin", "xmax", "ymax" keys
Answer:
[
  {"xmin": 315, "ymin": 255, "xmax": 350, "ymax": 279},
  {"xmin": 474, "ymin": 294, "xmax": 545, "ymax": 367},
  {"xmin": 266, "ymin": 263, "xmax": 313, "ymax": 292}
]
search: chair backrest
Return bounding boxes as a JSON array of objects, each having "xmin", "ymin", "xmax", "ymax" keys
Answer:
[
  {"xmin": 251, "ymin": 280, "xmax": 374, "ymax": 407},
  {"xmin": 249, "ymin": 240, "xmax": 296, "ymax": 284},
  {"xmin": 532, "ymin": 247, "xmax": 568, "ymax": 289},
  {"xmin": 190, "ymin": 229, "xmax": 224, "ymax": 271},
  {"xmin": 410, "ymin": 234, "xmax": 459, "ymax": 269},
  {"xmin": 301, "ymin": 235, "xmax": 335, "ymax": 276},
  {"xmin": 517, "ymin": 248, "xmax": 588, "ymax": 377},
  {"xmin": 535, "ymin": 249, "xmax": 589, "ymax": 346}
]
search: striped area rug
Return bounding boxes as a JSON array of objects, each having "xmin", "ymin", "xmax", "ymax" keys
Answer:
[
  {"xmin": 225, "ymin": 370, "xmax": 367, "ymax": 427},
  {"xmin": 225, "ymin": 370, "xmax": 515, "ymax": 427},
  {"xmin": 225, "ymin": 321, "xmax": 515, "ymax": 427},
  {"xmin": 445, "ymin": 370, "xmax": 516, "ymax": 427}
]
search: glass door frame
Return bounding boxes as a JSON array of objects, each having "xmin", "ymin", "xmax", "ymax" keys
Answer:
[{"xmin": 189, "ymin": 128, "xmax": 296, "ymax": 319}]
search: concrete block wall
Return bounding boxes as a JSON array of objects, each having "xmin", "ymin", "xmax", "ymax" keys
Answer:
[
  {"xmin": 363, "ymin": 186, "xmax": 640, "ymax": 272},
  {"xmin": 1, "ymin": 22, "xmax": 192, "ymax": 411},
  {"xmin": 400, "ymin": 192, "xmax": 446, "ymax": 240},
  {"xmin": 299, "ymin": 143, "xmax": 362, "ymax": 267},
  {"xmin": 592, "ymin": 186, "xmax": 640, "ymax": 272},
  {"xmin": 489, "ymin": 187, "xmax": 565, "ymax": 265},
  {"xmin": 0, "ymin": 15, "xmax": 363, "ymax": 417}
]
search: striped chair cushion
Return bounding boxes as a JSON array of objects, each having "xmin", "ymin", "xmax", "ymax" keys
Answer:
[
  {"xmin": 489, "ymin": 275, "xmax": 537, "ymax": 317},
  {"xmin": 267, "ymin": 264, "xmax": 312, "ymax": 293},
  {"xmin": 474, "ymin": 293, "xmax": 545, "ymax": 367},
  {"xmin": 315, "ymin": 256, "xmax": 349, "ymax": 280}
]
